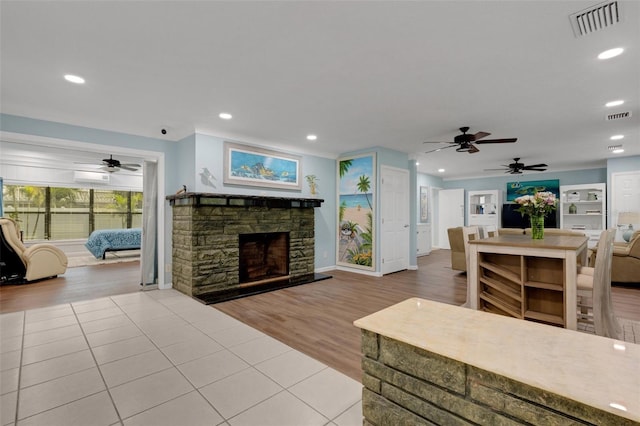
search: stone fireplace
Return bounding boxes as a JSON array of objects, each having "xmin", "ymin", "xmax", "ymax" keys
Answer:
[{"xmin": 166, "ymin": 193, "xmax": 324, "ymax": 303}]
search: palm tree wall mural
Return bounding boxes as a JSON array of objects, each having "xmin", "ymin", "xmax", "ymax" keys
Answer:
[{"xmin": 337, "ymin": 153, "xmax": 375, "ymax": 270}]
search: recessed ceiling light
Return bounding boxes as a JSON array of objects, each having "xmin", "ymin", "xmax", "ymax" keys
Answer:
[
  {"xmin": 438, "ymin": 168, "xmax": 445, "ymax": 173},
  {"xmin": 605, "ymin": 100, "xmax": 624, "ymax": 107},
  {"xmin": 64, "ymin": 74, "xmax": 85, "ymax": 84},
  {"xmin": 306, "ymin": 134, "xmax": 317, "ymax": 141},
  {"xmin": 598, "ymin": 47, "xmax": 624, "ymax": 60},
  {"xmin": 610, "ymin": 134, "xmax": 624, "ymax": 140},
  {"xmin": 415, "ymin": 161, "xmax": 420, "ymax": 166},
  {"xmin": 219, "ymin": 112, "xmax": 232, "ymax": 120},
  {"xmin": 608, "ymin": 145, "xmax": 624, "ymax": 154}
]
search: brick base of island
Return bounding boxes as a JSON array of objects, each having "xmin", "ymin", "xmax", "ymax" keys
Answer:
[{"xmin": 354, "ymin": 298, "xmax": 638, "ymax": 425}]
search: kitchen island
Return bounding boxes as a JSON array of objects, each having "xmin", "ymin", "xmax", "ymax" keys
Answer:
[{"xmin": 354, "ymin": 298, "xmax": 638, "ymax": 425}]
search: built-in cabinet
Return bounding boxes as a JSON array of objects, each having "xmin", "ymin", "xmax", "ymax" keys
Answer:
[
  {"xmin": 416, "ymin": 224, "xmax": 431, "ymax": 256},
  {"xmin": 560, "ymin": 183, "xmax": 606, "ymax": 247},
  {"xmin": 467, "ymin": 190, "xmax": 501, "ymax": 237}
]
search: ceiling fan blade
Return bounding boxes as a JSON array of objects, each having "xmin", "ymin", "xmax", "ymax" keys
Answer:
[
  {"xmin": 423, "ymin": 141, "xmax": 454, "ymax": 144},
  {"xmin": 120, "ymin": 165, "xmax": 139, "ymax": 171},
  {"xmin": 473, "ymin": 131, "xmax": 491, "ymax": 141},
  {"xmin": 522, "ymin": 163, "xmax": 548, "ymax": 169},
  {"xmin": 468, "ymin": 144, "xmax": 480, "ymax": 154},
  {"xmin": 484, "ymin": 168, "xmax": 508, "ymax": 171},
  {"xmin": 425, "ymin": 144, "xmax": 458, "ymax": 154},
  {"xmin": 475, "ymin": 138, "xmax": 517, "ymax": 144}
]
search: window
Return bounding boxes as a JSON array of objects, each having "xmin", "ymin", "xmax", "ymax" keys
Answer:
[{"xmin": 2, "ymin": 185, "xmax": 142, "ymax": 241}]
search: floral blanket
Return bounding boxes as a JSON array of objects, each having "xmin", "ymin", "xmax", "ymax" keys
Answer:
[{"xmin": 85, "ymin": 228, "xmax": 141, "ymax": 259}]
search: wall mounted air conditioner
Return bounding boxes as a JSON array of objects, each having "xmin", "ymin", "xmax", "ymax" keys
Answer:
[{"xmin": 73, "ymin": 171, "xmax": 110, "ymax": 184}]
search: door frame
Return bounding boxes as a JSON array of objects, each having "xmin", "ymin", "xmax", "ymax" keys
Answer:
[
  {"xmin": 380, "ymin": 165, "xmax": 410, "ymax": 275},
  {"xmin": 0, "ymin": 131, "xmax": 166, "ymax": 288}
]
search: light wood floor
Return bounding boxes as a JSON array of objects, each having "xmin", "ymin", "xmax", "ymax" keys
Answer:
[
  {"xmin": 1, "ymin": 250, "xmax": 638, "ymax": 382},
  {"xmin": 0, "ymin": 262, "xmax": 141, "ymax": 312}
]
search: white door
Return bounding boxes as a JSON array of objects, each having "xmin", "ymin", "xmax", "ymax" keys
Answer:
[
  {"xmin": 380, "ymin": 166, "xmax": 410, "ymax": 274},
  {"xmin": 612, "ymin": 171, "xmax": 640, "ymax": 241},
  {"xmin": 437, "ymin": 188, "xmax": 465, "ymax": 249}
]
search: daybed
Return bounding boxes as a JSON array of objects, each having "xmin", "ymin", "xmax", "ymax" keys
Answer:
[{"xmin": 85, "ymin": 228, "xmax": 141, "ymax": 259}]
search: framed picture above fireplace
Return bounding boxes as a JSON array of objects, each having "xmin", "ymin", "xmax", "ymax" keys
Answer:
[{"xmin": 223, "ymin": 142, "xmax": 302, "ymax": 190}]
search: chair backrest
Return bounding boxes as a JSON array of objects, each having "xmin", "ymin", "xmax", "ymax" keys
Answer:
[
  {"xmin": 0, "ymin": 218, "xmax": 27, "ymax": 267},
  {"xmin": 485, "ymin": 225, "xmax": 498, "ymax": 238},
  {"xmin": 461, "ymin": 226, "xmax": 480, "ymax": 263},
  {"xmin": 592, "ymin": 228, "xmax": 621, "ymax": 339},
  {"xmin": 461, "ymin": 226, "xmax": 480, "ymax": 306},
  {"xmin": 0, "ymin": 218, "xmax": 27, "ymax": 253}
]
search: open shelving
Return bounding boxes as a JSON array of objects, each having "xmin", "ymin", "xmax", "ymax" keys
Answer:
[
  {"xmin": 468, "ymin": 190, "xmax": 501, "ymax": 237},
  {"xmin": 478, "ymin": 253, "xmax": 565, "ymax": 327},
  {"xmin": 560, "ymin": 183, "xmax": 606, "ymax": 247}
]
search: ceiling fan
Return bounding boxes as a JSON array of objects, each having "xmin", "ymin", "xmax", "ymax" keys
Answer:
[
  {"xmin": 75, "ymin": 154, "xmax": 141, "ymax": 172},
  {"xmin": 424, "ymin": 126, "xmax": 517, "ymax": 154},
  {"xmin": 484, "ymin": 158, "xmax": 548, "ymax": 174}
]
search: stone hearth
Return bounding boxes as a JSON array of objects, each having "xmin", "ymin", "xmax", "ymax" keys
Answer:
[{"xmin": 166, "ymin": 193, "xmax": 324, "ymax": 303}]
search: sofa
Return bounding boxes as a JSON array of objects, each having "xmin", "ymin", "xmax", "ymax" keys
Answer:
[{"xmin": 590, "ymin": 230, "xmax": 640, "ymax": 284}]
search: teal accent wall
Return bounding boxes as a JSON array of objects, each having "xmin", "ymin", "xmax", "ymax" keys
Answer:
[{"xmin": 442, "ymin": 168, "xmax": 607, "ymax": 205}]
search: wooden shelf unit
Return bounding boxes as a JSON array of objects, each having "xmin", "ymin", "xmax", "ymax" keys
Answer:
[{"xmin": 478, "ymin": 253, "xmax": 566, "ymax": 327}]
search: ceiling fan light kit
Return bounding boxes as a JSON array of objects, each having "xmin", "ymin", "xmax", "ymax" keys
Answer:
[
  {"xmin": 484, "ymin": 158, "xmax": 548, "ymax": 174},
  {"xmin": 74, "ymin": 154, "xmax": 141, "ymax": 173},
  {"xmin": 424, "ymin": 126, "xmax": 517, "ymax": 154}
]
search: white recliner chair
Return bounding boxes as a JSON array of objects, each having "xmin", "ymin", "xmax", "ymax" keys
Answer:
[{"xmin": 0, "ymin": 217, "xmax": 68, "ymax": 282}]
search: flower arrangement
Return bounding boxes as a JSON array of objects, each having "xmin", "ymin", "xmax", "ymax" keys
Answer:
[
  {"xmin": 514, "ymin": 191, "xmax": 558, "ymax": 217},
  {"xmin": 514, "ymin": 191, "xmax": 558, "ymax": 239}
]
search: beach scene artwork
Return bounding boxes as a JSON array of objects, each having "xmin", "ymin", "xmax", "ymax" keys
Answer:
[
  {"xmin": 224, "ymin": 142, "xmax": 302, "ymax": 190},
  {"xmin": 337, "ymin": 153, "xmax": 375, "ymax": 270},
  {"xmin": 506, "ymin": 179, "xmax": 559, "ymax": 201}
]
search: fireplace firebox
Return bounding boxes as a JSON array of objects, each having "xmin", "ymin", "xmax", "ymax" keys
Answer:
[{"xmin": 239, "ymin": 232, "xmax": 289, "ymax": 283}]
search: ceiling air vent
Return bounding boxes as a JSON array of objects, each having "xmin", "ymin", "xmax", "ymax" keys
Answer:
[
  {"xmin": 569, "ymin": 1, "xmax": 621, "ymax": 37},
  {"xmin": 605, "ymin": 111, "xmax": 632, "ymax": 121}
]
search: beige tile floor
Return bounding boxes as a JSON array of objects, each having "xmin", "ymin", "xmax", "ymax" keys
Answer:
[{"xmin": 0, "ymin": 289, "xmax": 362, "ymax": 426}]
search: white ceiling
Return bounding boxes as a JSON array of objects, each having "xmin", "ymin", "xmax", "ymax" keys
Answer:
[{"xmin": 1, "ymin": 1, "xmax": 638, "ymax": 179}]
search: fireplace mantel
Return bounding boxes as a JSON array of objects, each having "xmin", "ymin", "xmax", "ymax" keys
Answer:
[{"xmin": 166, "ymin": 192, "xmax": 323, "ymax": 208}]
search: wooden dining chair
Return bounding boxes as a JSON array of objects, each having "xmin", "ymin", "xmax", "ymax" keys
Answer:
[
  {"xmin": 485, "ymin": 225, "xmax": 498, "ymax": 238},
  {"xmin": 461, "ymin": 226, "xmax": 480, "ymax": 308},
  {"xmin": 576, "ymin": 228, "xmax": 621, "ymax": 339}
]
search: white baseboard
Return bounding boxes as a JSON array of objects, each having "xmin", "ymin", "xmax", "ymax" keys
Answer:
[{"xmin": 335, "ymin": 266, "xmax": 383, "ymax": 277}]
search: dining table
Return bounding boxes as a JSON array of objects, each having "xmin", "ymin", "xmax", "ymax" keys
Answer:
[{"xmin": 468, "ymin": 233, "xmax": 589, "ymax": 330}]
